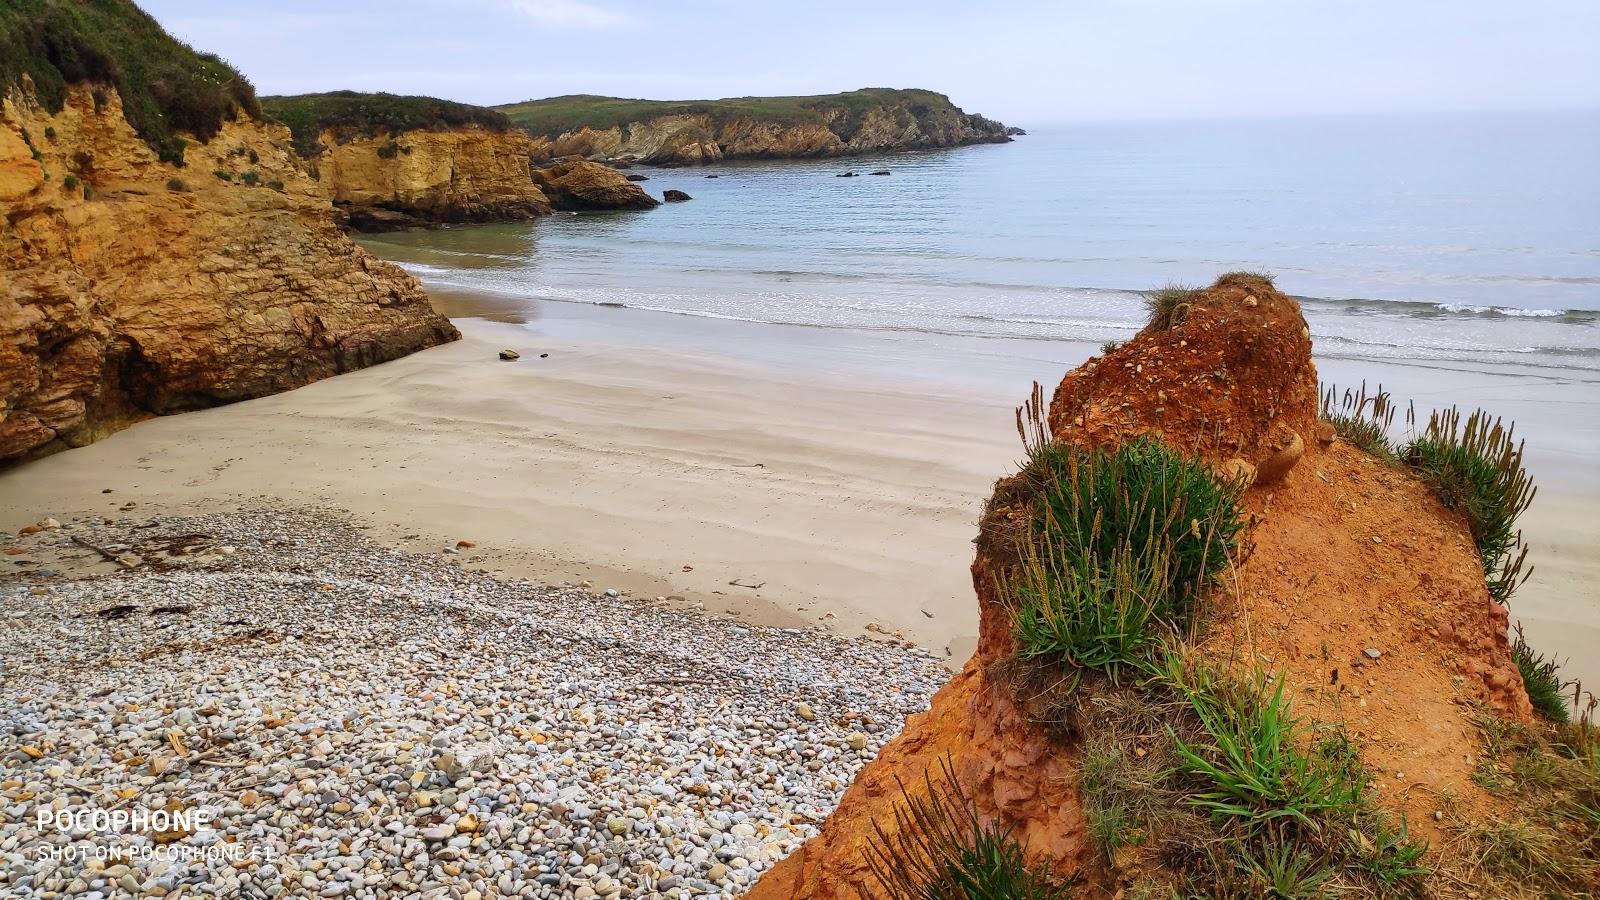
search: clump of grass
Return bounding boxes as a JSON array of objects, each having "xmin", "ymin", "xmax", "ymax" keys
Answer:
[
  {"xmin": 240, "ymin": 169, "xmax": 260, "ymax": 186},
  {"xmin": 1402, "ymin": 406, "xmax": 1535, "ymax": 603},
  {"xmin": 62, "ymin": 173, "xmax": 78, "ymax": 190},
  {"xmin": 1143, "ymin": 284, "xmax": 1199, "ymax": 330},
  {"xmin": 1320, "ymin": 381, "xmax": 1398, "ymax": 458},
  {"xmin": 1072, "ymin": 658, "xmax": 1431, "ymax": 897},
  {"xmin": 1455, "ymin": 710, "xmax": 1600, "ymax": 894},
  {"xmin": 865, "ymin": 758, "xmax": 1074, "ymax": 900},
  {"xmin": 376, "ymin": 140, "xmax": 402, "ymax": 159},
  {"xmin": 1513, "ymin": 624, "xmax": 1572, "ymax": 724},
  {"xmin": 1004, "ymin": 437, "xmax": 1245, "ymax": 677},
  {"xmin": 1161, "ymin": 656, "xmax": 1366, "ymax": 827},
  {"xmin": 1100, "ymin": 339, "xmax": 1121, "ymax": 354},
  {"xmin": 213, "ymin": 169, "xmax": 231, "ymax": 182},
  {"xmin": 166, "ymin": 177, "xmax": 188, "ymax": 192}
]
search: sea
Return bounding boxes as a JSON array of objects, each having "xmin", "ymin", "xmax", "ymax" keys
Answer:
[{"xmin": 360, "ymin": 108, "xmax": 1600, "ymax": 376}]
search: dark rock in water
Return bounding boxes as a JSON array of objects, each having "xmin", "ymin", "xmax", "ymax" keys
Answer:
[
  {"xmin": 837, "ymin": 172, "xmax": 857, "ymax": 178},
  {"xmin": 705, "ymin": 174, "xmax": 720, "ymax": 178},
  {"xmin": 869, "ymin": 170, "xmax": 891, "ymax": 176},
  {"xmin": 662, "ymin": 190, "xmax": 692, "ymax": 202},
  {"xmin": 1005, "ymin": 126, "xmax": 1028, "ymax": 136},
  {"xmin": 498, "ymin": 349, "xmax": 521, "ymax": 361},
  {"xmin": 625, "ymin": 174, "xmax": 649, "ymax": 182},
  {"xmin": 610, "ymin": 160, "xmax": 634, "ymax": 169}
]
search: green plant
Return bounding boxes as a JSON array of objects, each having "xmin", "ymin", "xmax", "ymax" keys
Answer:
[
  {"xmin": 1163, "ymin": 660, "xmax": 1365, "ymax": 827},
  {"xmin": 1100, "ymin": 340, "xmax": 1121, "ymax": 354},
  {"xmin": 213, "ymin": 169, "xmax": 231, "ymax": 182},
  {"xmin": 1513, "ymin": 624, "xmax": 1571, "ymax": 724},
  {"xmin": 1236, "ymin": 842, "xmax": 1334, "ymax": 898},
  {"xmin": 0, "ymin": 0, "xmax": 259, "ymax": 154},
  {"xmin": 43, "ymin": 125, "xmax": 55, "ymax": 139},
  {"xmin": 266, "ymin": 179, "xmax": 284, "ymax": 191},
  {"xmin": 865, "ymin": 758, "xmax": 1074, "ymax": 900},
  {"xmin": 376, "ymin": 140, "xmax": 401, "ymax": 159},
  {"xmin": 166, "ymin": 177, "xmax": 188, "ymax": 192},
  {"xmin": 240, "ymin": 169, "xmax": 260, "ymax": 186},
  {"xmin": 1320, "ymin": 382, "xmax": 1398, "ymax": 458},
  {"xmin": 62, "ymin": 173, "xmax": 78, "ymax": 189},
  {"xmin": 1143, "ymin": 285, "xmax": 1198, "ymax": 330},
  {"xmin": 158, "ymin": 137, "xmax": 187, "ymax": 167},
  {"xmin": 260, "ymin": 90, "xmax": 514, "ymax": 157},
  {"xmin": 247, "ymin": 148, "xmax": 258, "ymax": 164},
  {"xmin": 1402, "ymin": 406, "xmax": 1535, "ymax": 603},
  {"xmin": 1003, "ymin": 436, "xmax": 1244, "ymax": 678},
  {"xmin": 82, "ymin": 185, "xmax": 91, "ymax": 200}
]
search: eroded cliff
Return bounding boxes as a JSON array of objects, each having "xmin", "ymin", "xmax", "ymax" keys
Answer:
[
  {"xmin": 751, "ymin": 275, "xmax": 1571, "ymax": 899},
  {"xmin": 0, "ymin": 85, "xmax": 457, "ymax": 466},
  {"xmin": 307, "ymin": 127, "xmax": 552, "ymax": 230}
]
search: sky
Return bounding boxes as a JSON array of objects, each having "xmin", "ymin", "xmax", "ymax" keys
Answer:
[{"xmin": 141, "ymin": 0, "xmax": 1600, "ymax": 124}]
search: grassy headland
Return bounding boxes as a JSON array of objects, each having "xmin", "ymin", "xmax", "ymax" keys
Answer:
[
  {"xmin": 259, "ymin": 91, "xmax": 514, "ymax": 157},
  {"xmin": 496, "ymin": 87, "xmax": 1000, "ymax": 140},
  {"xmin": 0, "ymin": 0, "xmax": 259, "ymax": 163}
]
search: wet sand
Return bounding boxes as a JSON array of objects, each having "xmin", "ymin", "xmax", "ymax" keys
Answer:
[{"xmin": 3, "ymin": 296, "xmax": 1596, "ymax": 686}]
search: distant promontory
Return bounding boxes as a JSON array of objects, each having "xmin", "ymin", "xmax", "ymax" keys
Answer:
[{"xmin": 496, "ymin": 88, "xmax": 1015, "ymax": 166}]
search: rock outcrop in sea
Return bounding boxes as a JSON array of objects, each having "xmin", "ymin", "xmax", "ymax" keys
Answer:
[
  {"xmin": 0, "ymin": 83, "xmax": 457, "ymax": 467},
  {"xmin": 750, "ymin": 274, "xmax": 1552, "ymax": 898},
  {"xmin": 529, "ymin": 159, "xmax": 661, "ymax": 211}
]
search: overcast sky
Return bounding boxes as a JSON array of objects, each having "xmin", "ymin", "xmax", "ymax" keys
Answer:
[{"xmin": 141, "ymin": 0, "xmax": 1600, "ymax": 124}]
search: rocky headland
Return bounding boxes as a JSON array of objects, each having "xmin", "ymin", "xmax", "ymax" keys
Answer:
[
  {"xmin": 0, "ymin": 79, "xmax": 457, "ymax": 467},
  {"xmin": 498, "ymin": 89, "xmax": 1014, "ymax": 166}
]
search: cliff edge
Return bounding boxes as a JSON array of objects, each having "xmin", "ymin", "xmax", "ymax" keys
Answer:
[{"xmin": 751, "ymin": 275, "xmax": 1592, "ymax": 899}]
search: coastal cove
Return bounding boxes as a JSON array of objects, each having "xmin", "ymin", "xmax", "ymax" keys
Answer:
[{"xmin": 4, "ymin": 298, "xmax": 1596, "ymax": 692}]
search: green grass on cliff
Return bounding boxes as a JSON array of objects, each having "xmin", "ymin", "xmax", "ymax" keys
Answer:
[
  {"xmin": 259, "ymin": 91, "xmax": 513, "ymax": 157},
  {"xmin": 0, "ymin": 0, "xmax": 259, "ymax": 163},
  {"xmin": 1003, "ymin": 436, "xmax": 1245, "ymax": 679},
  {"xmin": 495, "ymin": 87, "xmax": 976, "ymax": 140}
]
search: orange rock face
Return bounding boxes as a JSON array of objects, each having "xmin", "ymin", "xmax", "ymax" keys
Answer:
[
  {"xmin": 0, "ymin": 86, "xmax": 457, "ymax": 466},
  {"xmin": 751, "ymin": 275, "xmax": 1535, "ymax": 898},
  {"xmin": 309, "ymin": 127, "xmax": 553, "ymax": 228},
  {"xmin": 529, "ymin": 159, "xmax": 660, "ymax": 211}
]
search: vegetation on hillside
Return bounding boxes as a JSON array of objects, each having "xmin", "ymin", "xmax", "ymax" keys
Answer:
[
  {"xmin": 866, "ymin": 758, "xmax": 1073, "ymax": 899},
  {"xmin": 495, "ymin": 87, "xmax": 990, "ymax": 141},
  {"xmin": 0, "ymin": 0, "xmax": 259, "ymax": 164},
  {"xmin": 259, "ymin": 91, "xmax": 512, "ymax": 157}
]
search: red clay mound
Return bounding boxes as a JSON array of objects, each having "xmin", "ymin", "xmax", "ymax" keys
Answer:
[{"xmin": 750, "ymin": 274, "xmax": 1534, "ymax": 899}]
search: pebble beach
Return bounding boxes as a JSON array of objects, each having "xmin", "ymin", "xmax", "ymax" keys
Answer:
[{"xmin": 0, "ymin": 509, "xmax": 947, "ymax": 898}]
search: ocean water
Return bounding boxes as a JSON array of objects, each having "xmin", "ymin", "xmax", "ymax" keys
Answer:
[{"xmin": 361, "ymin": 109, "xmax": 1600, "ymax": 374}]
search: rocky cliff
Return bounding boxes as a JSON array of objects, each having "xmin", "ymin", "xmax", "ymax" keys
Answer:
[
  {"xmin": 307, "ymin": 127, "xmax": 552, "ymax": 230},
  {"xmin": 751, "ymin": 275, "xmax": 1571, "ymax": 899},
  {"xmin": 0, "ymin": 84, "xmax": 457, "ymax": 466},
  {"xmin": 501, "ymin": 89, "xmax": 1013, "ymax": 166},
  {"xmin": 260, "ymin": 92, "xmax": 554, "ymax": 229}
]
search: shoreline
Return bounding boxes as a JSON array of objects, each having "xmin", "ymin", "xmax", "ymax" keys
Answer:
[{"xmin": 4, "ymin": 295, "xmax": 1597, "ymax": 686}]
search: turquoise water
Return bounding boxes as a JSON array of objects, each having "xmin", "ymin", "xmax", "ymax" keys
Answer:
[{"xmin": 363, "ymin": 109, "xmax": 1600, "ymax": 373}]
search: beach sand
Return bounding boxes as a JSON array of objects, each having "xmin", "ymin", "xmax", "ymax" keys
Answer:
[{"xmin": 4, "ymin": 297, "xmax": 1596, "ymax": 688}]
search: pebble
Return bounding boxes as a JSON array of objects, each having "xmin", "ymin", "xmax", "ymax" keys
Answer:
[{"xmin": 0, "ymin": 509, "xmax": 945, "ymax": 899}]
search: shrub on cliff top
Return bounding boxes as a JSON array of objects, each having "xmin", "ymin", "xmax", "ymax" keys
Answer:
[
  {"xmin": 0, "ymin": 0, "xmax": 259, "ymax": 160},
  {"xmin": 1004, "ymin": 436, "xmax": 1245, "ymax": 677},
  {"xmin": 865, "ymin": 758, "xmax": 1074, "ymax": 900},
  {"xmin": 1321, "ymin": 381, "xmax": 1399, "ymax": 458},
  {"xmin": 1402, "ymin": 406, "xmax": 1535, "ymax": 603},
  {"xmin": 1143, "ymin": 284, "xmax": 1199, "ymax": 330},
  {"xmin": 259, "ymin": 91, "xmax": 512, "ymax": 157}
]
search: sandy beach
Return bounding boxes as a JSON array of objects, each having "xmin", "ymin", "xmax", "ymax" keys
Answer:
[{"xmin": 4, "ymin": 299, "xmax": 1597, "ymax": 687}]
